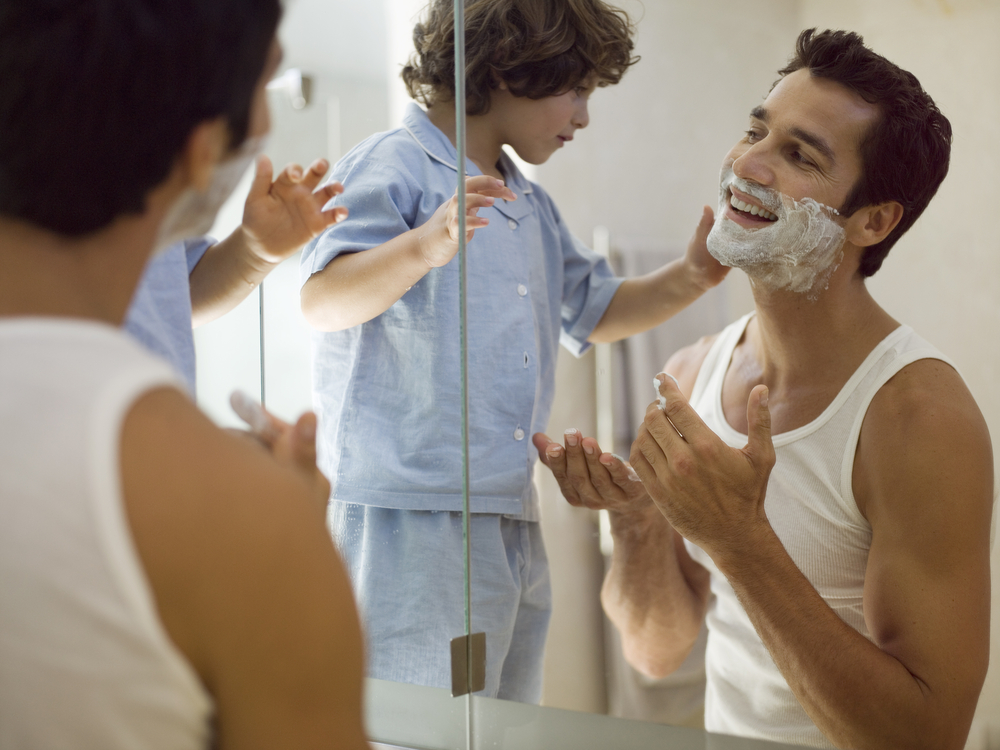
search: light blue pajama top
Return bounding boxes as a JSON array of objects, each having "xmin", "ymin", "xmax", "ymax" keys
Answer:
[
  {"xmin": 300, "ymin": 103, "xmax": 623, "ymax": 519},
  {"xmin": 123, "ymin": 238, "xmax": 213, "ymax": 395}
]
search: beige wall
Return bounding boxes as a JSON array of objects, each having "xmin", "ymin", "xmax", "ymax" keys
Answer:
[{"xmin": 537, "ymin": 0, "xmax": 1000, "ymax": 744}]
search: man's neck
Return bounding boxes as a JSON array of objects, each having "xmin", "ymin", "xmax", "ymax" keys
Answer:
[
  {"xmin": 724, "ymin": 260, "xmax": 899, "ymax": 434},
  {"xmin": 0, "ymin": 215, "xmax": 158, "ymax": 325},
  {"xmin": 426, "ymin": 102, "xmax": 505, "ymax": 180}
]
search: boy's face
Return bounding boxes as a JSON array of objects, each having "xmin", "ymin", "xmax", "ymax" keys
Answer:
[{"xmin": 489, "ymin": 75, "xmax": 597, "ymax": 165}]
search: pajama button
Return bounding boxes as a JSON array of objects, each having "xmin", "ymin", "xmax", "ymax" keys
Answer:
[
  {"xmin": 508, "ymin": 218, "xmax": 518, "ymax": 230},
  {"xmin": 517, "ymin": 284, "xmax": 527, "ymax": 296},
  {"xmin": 513, "ymin": 427, "xmax": 525, "ymax": 441}
]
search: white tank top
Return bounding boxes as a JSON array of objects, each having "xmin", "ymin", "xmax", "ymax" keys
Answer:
[
  {"xmin": 0, "ymin": 320, "xmax": 213, "ymax": 749},
  {"xmin": 684, "ymin": 313, "xmax": 953, "ymax": 749}
]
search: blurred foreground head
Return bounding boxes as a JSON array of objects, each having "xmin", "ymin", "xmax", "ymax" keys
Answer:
[{"xmin": 0, "ymin": 0, "xmax": 281, "ymax": 236}]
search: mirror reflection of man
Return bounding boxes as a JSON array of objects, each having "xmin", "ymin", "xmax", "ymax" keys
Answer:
[{"xmin": 535, "ymin": 29, "xmax": 993, "ymax": 749}]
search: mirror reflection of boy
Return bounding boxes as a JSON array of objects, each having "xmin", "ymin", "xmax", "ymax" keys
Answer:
[{"xmin": 300, "ymin": 0, "xmax": 728, "ymax": 702}]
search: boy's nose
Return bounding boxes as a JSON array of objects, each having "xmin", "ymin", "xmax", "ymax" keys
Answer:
[{"xmin": 573, "ymin": 101, "xmax": 590, "ymax": 129}]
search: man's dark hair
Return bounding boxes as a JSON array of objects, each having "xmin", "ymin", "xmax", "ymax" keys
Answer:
[
  {"xmin": 777, "ymin": 28, "xmax": 952, "ymax": 277},
  {"xmin": 402, "ymin": 0, "xmax": 638, "ymax": 117},
  {"xmin": 0, "ymin": 0, "xmax": 281, "ymax": 236}
]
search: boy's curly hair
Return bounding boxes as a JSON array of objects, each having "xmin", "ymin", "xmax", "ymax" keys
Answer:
[{"xmin": 402, "ymin": 0, "xmax": 638, "ymax": 116}]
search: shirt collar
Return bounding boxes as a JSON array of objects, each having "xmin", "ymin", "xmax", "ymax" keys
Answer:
[{"xmin": 402, "ymin": 102, "xmax": 535, "ymax": 201}]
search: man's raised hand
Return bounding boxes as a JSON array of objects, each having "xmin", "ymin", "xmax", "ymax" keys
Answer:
[
  {"xmin": 630, "ymin": 374, "xmax": 775, "ymax": 557},
  {"xmin": 229, "ymin": 390, "xmax": 330, "ymax": 509}
]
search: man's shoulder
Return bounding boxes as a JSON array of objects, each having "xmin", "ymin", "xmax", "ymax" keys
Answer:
[
  {"xmin": 120, "ymin": 388, "xmax": 320, "ymax": 526},
  {"xmin": 864, "ymin": 354, "xmax": 988, "ymax": 446},
  {"xmin": 664, "ymin": 333, "xmax": 721, "ymax": 399},
  {"xmin": 856, "ymin": 353, "xmax": 993, "ymax": 520}
]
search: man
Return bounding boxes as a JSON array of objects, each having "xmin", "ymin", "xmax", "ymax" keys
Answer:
[
  {"xmin": 534, "ymin": 29, "xmax": 993, "ymax": 749},
  {"xmin": 0, "ymin": 2, "xmax": 366, "ymax": 748}
]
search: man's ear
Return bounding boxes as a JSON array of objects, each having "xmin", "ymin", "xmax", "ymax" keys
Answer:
[
  {"xmin": 178, "ymin": 118, "xmax": 229, "ymax": 192},
  {"xmin": 844, "ymin": 201, "xmax": 904, "ymax": 248}
]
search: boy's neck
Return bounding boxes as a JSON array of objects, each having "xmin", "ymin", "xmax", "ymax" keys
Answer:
[{"xmin": 426, "ymin": 101, "xmax": 506, "ymax": 181}]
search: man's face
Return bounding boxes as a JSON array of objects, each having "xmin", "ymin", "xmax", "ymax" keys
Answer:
[
  {"xmin": 243, "ymin": 39, "xmax": 284, "ymax": 146},
  {"xmin": 155, "ymin": 39, "xmax": 283, "ymax": 253},
  {"xmin": 706, "ymin": 68, "xmax": 880, "ymax": 295}
]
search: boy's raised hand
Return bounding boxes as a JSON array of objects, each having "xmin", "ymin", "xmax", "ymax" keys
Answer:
[
  {"xmin": 241, "ymin": 154, "xmax": 348, "ymax": 264},
  {"xmin": 683, "ymin": 205, "xmax": 730, "ymax": 292},
  {"xmin": 416, "ymin": 175, "xmax": 517, "ymax": 268}
]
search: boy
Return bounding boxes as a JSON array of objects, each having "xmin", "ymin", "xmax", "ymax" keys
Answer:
[
  {"xmin": 300, "ymin": 0, "xmax": 726, "ymax": 702},
  {"xmin": 0, "ymin": 2, "xmax": 366, "ymax": 746}
]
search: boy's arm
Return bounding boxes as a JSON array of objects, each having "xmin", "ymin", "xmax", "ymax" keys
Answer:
[
  {"xmin": 120, "ymin": 389, "xmax": 368, "ymax": 749},
  {"xmin": 588, "ymin": 206, "xmax": 729, "ymax": 343},
  {"xmin": 190, "ymin": 155, "xmax": 346, "ymax": 328},
  {"xmin": 300, "ymin": 175, "xmax": 514, "ymax": 332}
]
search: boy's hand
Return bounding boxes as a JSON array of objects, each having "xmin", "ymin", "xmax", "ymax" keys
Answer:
[
  {"xmin": 241, "ymin": 155, "xmax": 348, "ymax": 264},
  {"xmin": 415, "ymin": 175, "xmax": 517, "ymax": 268},
  {"xmin": 683, "ymin": 205, "xmax": 729, "ymax": 292}
]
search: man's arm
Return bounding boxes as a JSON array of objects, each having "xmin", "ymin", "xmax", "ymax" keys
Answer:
[
  {"xmin": 636, "ymin": 364, "xmax": 993, "ymax": 750},
  {"xmin": 190, "ymin": 156, "xmax": 346, "ymax": 327},
  {"xmin": 532, "ymin": 338, "xmax": 716, "ymax": 677},
  {"xmin": 300, "ymin": 176, "xmax": 514, "ymax": 332},
  {"xmin": 587, "ymin": 207, "xmax": 729, "ymax": 344},
  {"xmin": 121, "ymin": 389, "xmax": 367, "ymax": 749}
]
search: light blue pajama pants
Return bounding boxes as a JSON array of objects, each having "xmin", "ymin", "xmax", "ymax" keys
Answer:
[{"xmin": 328, "ymin": 502, "xmax": 551, "ymax": 704}]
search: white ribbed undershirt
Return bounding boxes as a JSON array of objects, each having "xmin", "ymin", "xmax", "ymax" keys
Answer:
[
  {"xmin": 684, "ymin": 312, "xmax": 953, "ymax": 748},
  {"xmin": 0, "ymin": 320, "xmax": 213, "ymax": 750}
]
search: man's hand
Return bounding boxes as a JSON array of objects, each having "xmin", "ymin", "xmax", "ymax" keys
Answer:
[
  {"xmin": 630, "ymin": 374, "xmax": 775, "ymax": 558},
  {"xmin": 683, "ymin": 205, "xmax": 730, "ymax": 293},
  {"xmin": 532, "ymin": 430, "xmax": 650, "ymax": 514},
  {"xmin": 241, "ymin": 154, "xmax": 348, "ymax": 264},
  {"xmin": 229, "ymin": 390, "xmax": 329, "ymax": 509},
  {"xmin": 415, "ymin": 175, "xmax": 517, "ymax": 268}
]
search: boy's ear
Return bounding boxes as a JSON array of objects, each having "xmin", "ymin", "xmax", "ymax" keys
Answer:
[
  {"xmin": 490, "ymin": 69, "xmax": 509, "ymax": 91},
  {"xmin": 844, "ymin": 201, "xmax": 904, "ymax": 248},
  {"xmin": 179, "ymin": 118, "xmax": 230, "ymax": 192}
]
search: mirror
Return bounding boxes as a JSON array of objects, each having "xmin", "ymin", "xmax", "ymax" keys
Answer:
[{"xmin": 195, "ymin": 0, "xmax": 1000, "ymax": 745}]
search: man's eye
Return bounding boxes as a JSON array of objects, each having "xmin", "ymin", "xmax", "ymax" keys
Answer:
[
  {"xmin": 745, "ymin": 129, "xmax": 761, "ymax": 142},
  {"xmin": 791, "ymin": 150, "xmax": 815, "ymax": 167}
]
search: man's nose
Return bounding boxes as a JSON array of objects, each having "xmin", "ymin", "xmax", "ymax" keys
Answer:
[{"xmin": 732, "ymin": 142, "xmax": 774, "ymax": 186}]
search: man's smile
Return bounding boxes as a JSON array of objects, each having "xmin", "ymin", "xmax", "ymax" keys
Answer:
[{"xmin": 727, "ymin": 186, "xmax": 778, "ymax": 223}]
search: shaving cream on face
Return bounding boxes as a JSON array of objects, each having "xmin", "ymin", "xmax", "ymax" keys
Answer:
[
  {"xmin": 706, "ymin": 167, "xmax": 846, "ymax": 297},
  {"xmin": 155, "ymin": 134, "xmax": 268, "ymax": 255}
]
